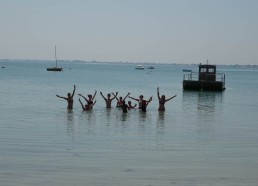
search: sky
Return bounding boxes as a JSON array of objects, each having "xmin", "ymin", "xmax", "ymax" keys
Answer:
[{"xmin": 0, "ymin": 0, "xmax": 258, "ymax": 65}]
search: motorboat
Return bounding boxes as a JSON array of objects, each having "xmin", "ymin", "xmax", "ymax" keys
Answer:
[
  {"xmin": 135, "ymin": 65, "xmax": 144, "ymax": 70},
  {"xmin": 147, "ymin": 66, "xmax": 155, "ymax": 69}
]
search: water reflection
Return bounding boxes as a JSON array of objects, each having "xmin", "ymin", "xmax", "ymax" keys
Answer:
[
  {"xmin": 156, "ymin": 111, "xmax": 165, "ymax": 133},
  {"xmin": 66, "ymin": 110, "xmax": 75, "ymax": 138},
  {"xmin": 182, "ymin": 91, "xmax": 224, "ymax": 141},
  {"xmin": 183, "ymin": 91, "xmax": 224, "ymax": 122},
  {"xmin": 121, "ymin": 112, "xmax": 128, "ymax": 122},
  {"xmin": 105, "ymin": 108, "xmax": 111, "ymax": 126},
  {"xmin": 139, "ymin": 111, "xmax": 147, "ymax": 122},
  {"xmin": 78, "ymin": 110, "xmax": 97, "ymax": 135}
]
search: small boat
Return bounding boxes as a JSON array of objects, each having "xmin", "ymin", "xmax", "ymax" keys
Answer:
[
  {"xmin": 47, "ymin": 46, "xmax": 63, "ymax": 71},
  {"xmin": 183, "ymin": 63, "xmax": 225, "ymax": 91},
  {"xmin": 135, "ymin": 65, "xmax": 144, "ymax": 70},
  {"xmin": 47, "ymin": 66, "xmax": 63, "ymax": 71},
  {"xmin": 147, "ymin": 66, "xmax": 155, "ymax": 69},
  {"xmin": 183, "ymin": 69, "xmax": 192, "ymax": 72}
]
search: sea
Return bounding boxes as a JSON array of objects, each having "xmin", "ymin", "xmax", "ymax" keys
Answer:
[{"xmin": 0, "ymin": 60, "xmax": 258, "ymax": 186}]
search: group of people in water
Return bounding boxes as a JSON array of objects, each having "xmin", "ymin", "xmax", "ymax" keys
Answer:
[{"xmin": 56, "ymin": 85, "xmax": 177, "ymax": 113}]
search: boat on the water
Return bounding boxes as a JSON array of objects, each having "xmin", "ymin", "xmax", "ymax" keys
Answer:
[
  {"xmin": 182, "ymin": 69, "xmax": 192, "ymax": 72},
  {"xmin": 135, "ymin": 65, "xmax": 144, "ymax": 70},
  {"xmin": 47, "ymin": 66, "xmax": 63, "ymax": 71},
  {"xmin": 183, "ymin": 63, "xmax": 225, "ymax": 91},
  {"xmin": 47, "ymin": 46, "xmax": 63, "ymax": 71},
  {"xmin": 147, "ymin": 66, "xmax": 155, "ymax": 69}
]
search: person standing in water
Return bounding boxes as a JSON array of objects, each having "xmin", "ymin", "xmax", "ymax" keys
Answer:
[
  {"xmin": 78, "ymin": 90, "xmax": 97, "ymax": 107},
  {"xmin": 79, "ymin": 98, "xmax": 96, "ymax": 111},
  {"xmin": 128, "ymin": 95, "xmax": 144, "ymax": 109},
  {"xmin": 129, "ymin": 94, "xmax": 152, "ymax": 109},
  {"xmin": 128, "ymin": 101, "xmax": 137, "ymax": 110},
  {"xmin": 100, "ymin": 91, "xmax": 118, "ymax": 108},
  {"xmin": 113, "ymin": 92, "xmax": 130, "ymax": 107},
  {"xmin": 141, "ymin": 96, "xmax": 153, "ymax": 112},
  {"xmin": 121, "ymin": 100, "xmax": 129, "ymax": 113},
  {"xmin": 157, "ymin": 87, "xmax": 176, "ymax": 111},
  {"xmin": 56, "ymin": 85, "xmax": 76, "ymax": 109}
]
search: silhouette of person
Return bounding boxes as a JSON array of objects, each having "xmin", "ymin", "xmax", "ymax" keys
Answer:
[
  {"xmin": 157, "ymin": 87, "xmax": 176, "ymax": 111},
  {"xmin": 56, "ymin": 85, "xmax": 76, "ymax": 109},
  {"xmin": 78, "ymin": 90, "xmax": 97, "ymax": 107},
  {"xmin": 79, "ymin": 98, "xmax": 96, "ymax": 111},
  {"xmin": 121, "ymin": 100, "xmax": 129, "ymax": 113},
  {"xmin": 141, "ymin": 96, "xmax": 152, "ymax": 112},
  {"xmin": 128, "ymin": 101, "xmax": 137, "ymax": 110},
  {"xmin": 129, "ymin": 95, "xmax": 152, "ymax": 109},
  {"xmin": 100, "ymin": 91, "xmax": 118, "ymax": 108},
  {"xmin": 113, "ymin": 92, "xmax": 130, "ymax": 107}
]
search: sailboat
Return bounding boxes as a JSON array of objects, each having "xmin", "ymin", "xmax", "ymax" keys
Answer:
[{"xmin": 47, "ymin": 46, "xmax": 63, "ymax": 71}]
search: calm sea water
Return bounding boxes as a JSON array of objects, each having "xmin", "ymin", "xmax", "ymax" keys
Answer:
[{"xmin": 0, "ymin": 60, "xmax": 258, "ymax": 186}]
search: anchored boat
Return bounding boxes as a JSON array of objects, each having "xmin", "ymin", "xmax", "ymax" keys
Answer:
[
  {"xmin": 47, "ymin": 46, "xmax": 63, "ymax": 71},
  {"xmin": 135, "ymin": 65, "xmax": 145, "ymax": 70},
  {"xmin": 183, "ymin": 63, "xmax": 225, "ymax": 91}
]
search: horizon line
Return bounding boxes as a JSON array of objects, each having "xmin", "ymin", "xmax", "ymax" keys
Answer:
[{"xmin": 0, "ymin": 58, "xmax": 257, "ymax": 66}]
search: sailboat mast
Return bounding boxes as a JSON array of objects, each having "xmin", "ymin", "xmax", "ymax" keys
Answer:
[{"xmin": 55, "ymin": 45, "xmax": 57, "ymax": 67}]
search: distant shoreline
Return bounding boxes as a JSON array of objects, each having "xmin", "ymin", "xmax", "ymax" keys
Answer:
[{"xmin": 0, "ymin": 58, "xmax": 257, "ymax": 67}]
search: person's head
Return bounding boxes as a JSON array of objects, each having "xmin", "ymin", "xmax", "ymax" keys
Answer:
[
  {"xmin": 128, "ymin": 101, "xmax": 132, "ymax": 105},
  {"xmin": 122, "ymin": 100, "xmax": 126, "ymax": 105},
  {"xmin": 119, "ymin": 97, "xmax": 123, "ymax": 101},
  {"xmin": 88, "ymin": 94, "xmax": 92, "ymax": 99},
  {"xmin": 107, "ymin": 93, "xmax": 111, "ymax": 98},
  {"xmin": 139, "ymin": 95, "xmax": 143, "ymax": 99},
  {"xmin": 67, "ymin": 93, "xmax": 71, "ymax": 97},
  {"xmin": 161, "ymin": 95, "xmax": 165, "ymax": 100}
]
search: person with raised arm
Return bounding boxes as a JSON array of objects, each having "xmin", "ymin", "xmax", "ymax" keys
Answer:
[
  {"xmin": 128, "ymin": 101, "xmax": 137, "ymax": 110},
  {"xmin": 129, "ymin": 94, "xmax": 152, "ymax": 109},
  {"xmin": 56, "ymin": 85, "xmax": 76, "ymax": 109},
  {"xmin": 141, "ymin": 96, "xmax": 153, "ymax": 112},
  {"xmin": 100, "ymin": 91, "xmax": 118, "ymax": 108},
  {"xmin": 112, "ymin": 92, "xmax": 130, "ymax": 107},
  {"xmin": 157, "ymin": 87, "xmax": 176, "ymax": 111},
  {"xmin": 79, "ymin": 98, "xmax": 96, "ymax": 111},
  {"xmin": 78, "ymin": 90, "xmax": 97, "ymax": 107}
]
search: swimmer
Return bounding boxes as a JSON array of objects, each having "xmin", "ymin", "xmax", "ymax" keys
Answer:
[
  {"xmin": 56, "ymin": 85, "xmax": 76, "ymax": 109},
  {"xmin": 157, "ymin": 87, "xmax": 176, "ymax": 111},
  {"xmin": 100, "ymin": 91, "xmax": 118, "ymax": 108}
]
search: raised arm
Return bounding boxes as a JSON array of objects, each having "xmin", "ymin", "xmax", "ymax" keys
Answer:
[
  {"xmin": 100, "ymin": 92, "xmax": 106, "ymax": 100},
  {"xmin": 78, "ymin": 94, "xmax": 88, "ymax": 102},
  {"xmin": 89, "ymin": 100, "xmax": 97, "ymax": 109},
  {"xmin": 56, "ymin": 95, "xmax": 67, "ymax": 100},
  {"xmin": 128, "ymin": 96, "xmax": 139, "ymax": 101},
  {"xmin": 92, "ymin": 90, "xmax": 97, "ymax": 100},
  {"xmin": 111, "ymin": 92, "xmax": 118, "ymax": 100},
  {"xmin": 157, "ymin": 87, "xmax": 161, "ymax": 100},
  {"xmin": 123, "ymin": 93, "xmax": 130, "ymax": 101},
  {"xmin": 147, "ymin": 96, "xmax": 153, "ymax": 103},
  {"xmin": 79, "ymin": 98, "xmax": 85, "ymax": 110},
  {"xmin": 146, "ymin": 96, "xmax": 153, "ymax": 106},
  {"xmin": 166, "ymin": 95, "xmax": 177, "ymax": 102},
  {"xmin": 71, "ymin": 85, "xmax": 76, "ymax": 97},
  {"xmin": 112, "ymin": 92, "xmax": 119, "ymax": 101},
  {"xmin": 131, "ymin": 103, "xmax": 137, "ymax": 108}
]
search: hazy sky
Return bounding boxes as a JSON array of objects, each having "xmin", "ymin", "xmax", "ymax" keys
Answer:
[{"xmin": 1, "ymin": 0, "xmax": 258, "ymax": 64}]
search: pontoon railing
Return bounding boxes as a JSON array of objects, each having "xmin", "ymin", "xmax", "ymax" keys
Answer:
[{"xmin": 183, "ymin": 72, "xmax": 225, "ymax": 83}]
